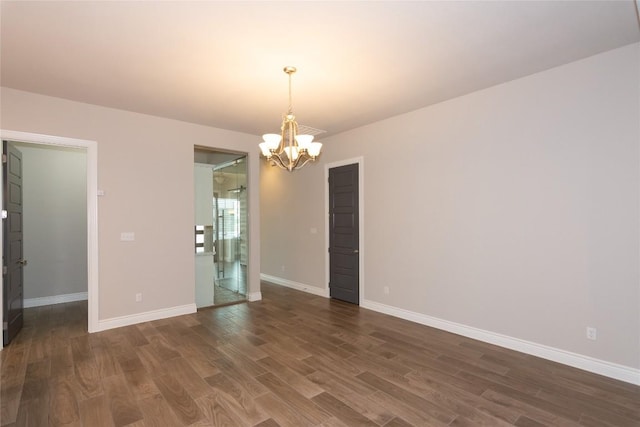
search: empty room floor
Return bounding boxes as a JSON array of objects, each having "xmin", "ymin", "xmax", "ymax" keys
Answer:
[{"xmin": 1, "ymin": 282, "xmax": 638, "ymax": 426}]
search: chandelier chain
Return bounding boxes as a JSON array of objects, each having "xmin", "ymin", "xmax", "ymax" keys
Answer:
[{"xmin": 288, "ymin": 71, "xmax": 293, "ymax": 114}]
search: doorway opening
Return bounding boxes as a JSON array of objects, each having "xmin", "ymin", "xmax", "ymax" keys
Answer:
[
  {"xmin": 0, "ymin": 130, "xmax": 98, "ymax": 350},
  {"xmin": 194, "ymin": 147, "xmax": 248, "ymax": 308},
  {"xmin": 3, "ymin": 141, "xmax": 88, "ymax": 346}
]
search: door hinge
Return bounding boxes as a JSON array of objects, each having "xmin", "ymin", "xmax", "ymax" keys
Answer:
[
  {"xmin": 2, "ymin": 266, "xmax": 6, "ymax": 275},
  {"xmin": 2, "ymin": 321, "xmax": 7, "ymax": 330},
  {"xmin": 1, "ymin": 210, "xmax": 7, "ymax": 219},
  {"xmin": 2, "ymin": 154, "xmax": 6, "ymax": 163}
]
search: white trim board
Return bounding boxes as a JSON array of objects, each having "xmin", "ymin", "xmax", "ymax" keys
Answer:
[
  {"xmin": 260, "ymin": 274, "xmax": 330, "ymax": 298},
  {"xmin": 24, "ymin": 292, "xmax": 88, "ymax": 308},
  {"xmin": 247, "ymin": 291, "xmax": 263, "ymax": 302},
  {"xmin": 96, "ymin": 303, "xmax": 197, "ymax": 332},
  {"xmin": 262, "ymin": 276, "xmax": 640, "ymax": 385}
]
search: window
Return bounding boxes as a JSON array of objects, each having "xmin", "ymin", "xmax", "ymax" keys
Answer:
[{"xmin": 217, "ymin": 198, "xmax": 240, "ymax": 239}]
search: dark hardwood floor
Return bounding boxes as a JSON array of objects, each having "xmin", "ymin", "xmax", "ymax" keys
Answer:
[{"xmin": 1, "ymin": 282, "xmax": 639, "ymax": 426}]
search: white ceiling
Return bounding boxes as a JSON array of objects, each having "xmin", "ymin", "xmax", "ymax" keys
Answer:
[{"xmin": 1, "ymin": 1, "xmax": 638, "ymax": 139}]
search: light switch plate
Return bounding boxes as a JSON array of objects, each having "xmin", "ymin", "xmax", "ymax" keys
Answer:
[{"xmin": 120, "ymin": 232, "xmax": 135, "ymax": 241}]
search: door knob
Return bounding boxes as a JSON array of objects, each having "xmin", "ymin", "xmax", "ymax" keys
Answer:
[
  {"xmin": 17, "ymin": 259, "xmax": 27, "ymax": 266},
  {"xmin": 353, "ymin": 249, "xmax": 359, "ymax": 254}
]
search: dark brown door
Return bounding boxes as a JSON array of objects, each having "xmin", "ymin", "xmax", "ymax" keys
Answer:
[
  {"xmin": 3, "ymin": 141, "xmax": 25, "ymax": 345},
  {"xmin": 329, "ymin": 163, "xmax": 359, "ymax": 304}
]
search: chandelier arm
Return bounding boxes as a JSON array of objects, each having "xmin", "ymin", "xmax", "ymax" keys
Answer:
[
  {"xmin": 270, "ymin": 153, "xmax": 288, "ymax": 170},
  {"xmin": 275, "ymin": 118, "xmax": 285, "ymax": 155},
  {"xmin": 293, "ymin": 156, "xmax": 312, "ymax": 170}
]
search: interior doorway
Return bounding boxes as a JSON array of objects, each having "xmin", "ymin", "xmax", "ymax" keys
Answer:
[
  {"xmin": 0, "ymin": 130, "xmax": 98, "ymax": 351},
  {"xmin": 194, "ymin": 147, "xmax": 248, "ymax": 308}
]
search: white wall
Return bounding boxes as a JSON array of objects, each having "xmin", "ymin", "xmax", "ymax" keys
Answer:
[
  {"xmin": 261, "ymin": 43, "xmax": 640, "ymax": 372},
  {"xmin": 0, "ymin": 88, "xmax": 261, "ymax": 323},
  {"xmin": 12, "ymin": 143, "xmax": 87, "ymax": 300}
]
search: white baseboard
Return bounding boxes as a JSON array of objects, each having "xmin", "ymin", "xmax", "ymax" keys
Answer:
[
  {"xmin": 96, "ymin": 303, "xmax": 197, "ymax": 332},
  {"xmin": 24, "ymin": 292, "xmax": 88, "ymax": 308},
  {"xmin": 362, "ymin": 299, "xmax": 640, "ymax": 386},
  {"xmin": 248, "ymin": 291, "xmax": 262, "ymax": 302},
  {"xmin": 260, "ymin": 274, "xmax": 330, "ymax": 298}
]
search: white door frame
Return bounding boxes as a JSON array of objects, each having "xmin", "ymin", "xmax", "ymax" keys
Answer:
[
  {"xmin": 324, "ymin": 157, "xmax": 364, "ymax": 304},
  {"xmin": 0, "ymin": 130, "xmax": 98, "ymax": 350}
]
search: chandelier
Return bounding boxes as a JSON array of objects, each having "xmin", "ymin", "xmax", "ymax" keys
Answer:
[{"xmin": 259, "ymin": 66, "xmax": 322, "ymax": 171}]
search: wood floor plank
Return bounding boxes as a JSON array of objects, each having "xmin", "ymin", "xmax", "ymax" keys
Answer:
[
  {"xmin": 195, "ymin": 391, "xmax": 248, "ymax": 426},
  {"xmin": 20, "ymin": 377, "xmax": 49, "ymax": 403},
  {"xmin": 0, "ymin": 392, "xmax": 20, "ymax": 427},
  {"xmin": 152, "ymin": 372, "xmax": 204, "ymax": 425},
  {"xmin": 162, "ymin": 357, "xmax": 211, "ymax": 400},
  {"xmin": 305, "ymin": 370, "xmax": 395, "ymax": 425},
  {"xmin": 366, "ymin": 388, "xmax": 450, "ymax": 426},
  {"xmin": 13, "ymin": 396, "xmax": 49, "ymax": 427},
  {"xmin": 254, "ymin": 418, "xmax": 282, "ymax": 427},
  {"xmin": 102, "ymin": 374, "xmax": 145, "ymax": 427},
  {"xmin": 384, "ymin": 417, "xmax": 416, "ymax": 427},
  {"xmin": 50, "ymin": 345, "xmax": 75, "ymax": 378},
  {"xmin": 79, "ymin": 395, "xmax": 115, "ymax": 427},
  {"xmin": 257, "ymin": 356, "xmax": 324, "ymax": 398},
  {"xmin": 212, "ymin": 354, "xmax": 269, "ymax": 398},
  {"xmin": 147, "ymin": 333, "xmax": 182, "ymax": 361},
  {"xmin": 73, "ymin": 357, "xmax": 104, "ymax": 399},
  {"xmin": 374, "ymin": 360, "xmax": 522, "ymax": 425},
  {"xmin": 174, "ymin": 339, "xmax": 222, "ymax": 376},
  {"xmin": 26, "ymin": 335, "xmax": 51, "ymax": 363},
  {"xmin": 356, "ymin": 371, "xmax": 457, "ymax": 424},
  {"xmin": 122, "ymin": 367, "xmax": 161, "ymax": 401},
  {"xmin": 91, "ymin": 339, "xmax": 122, "ymax": 379},
  {"xmin": 123, "ymin": 325, "xmax": 150, "ymax": 347},
  {"xmin": 203, "ymin": 372, "xmax": 269, "ymax": 424},
  {"xmin": 255, "ymin": 372, "xmax": 331, "ymax": 425},
  {"xmin": 481, "ymin": 389, "xmax": 582, "ymax": 427},
  {"xmin": 310, "ymin": 391, "xmax": 378, "ymax": 426},
  {"xmin": 49, "ymin": 376, "xmax": 81, "ymax": 426},
  {"xmin": 134, "ymin": 344, "xmax": 170, "ymax": 377},
  {"xmin": 255, "ymin": 392, "xmax": 315, "ymax": 427},
  {"xmin": 217, "ymin": 343, "xmax": 268, "ymax": 377},
  {"xmin": 137, "ymin": 393, "xmax": 186, "ymax": 427}
]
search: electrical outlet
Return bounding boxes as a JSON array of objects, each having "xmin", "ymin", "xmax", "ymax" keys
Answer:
[
  {"xmin": 135, "ymin": 293, "xmax": 143, "ymax": 303},
  {"xmin": 281, "ymin": 265, "xmax": 285, "ymax": 272},
  {"xmin": 586, "ymin": 327, "xmax": 597, "ymax": 341},
  {"xmin": 383, "ymin": 286, "xmax": 390, "ymax": 295}
]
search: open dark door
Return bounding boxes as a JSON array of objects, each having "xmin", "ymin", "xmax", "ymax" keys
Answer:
[
  {"xmin": 329, "ymin": 163, "xmax": 359, "ymax": 304},
  {"xmin": 3, "ymin": 141, "xmax": 25, "ymax": 345}
]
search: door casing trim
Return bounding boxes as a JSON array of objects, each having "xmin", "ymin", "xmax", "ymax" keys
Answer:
[
  {"xmin": 0, "ymin": 130, "xmax": 98, "ymax": 351},
  {"xmin": 324, "ymin": 157, "xmax": 364, "ymax": 305}
]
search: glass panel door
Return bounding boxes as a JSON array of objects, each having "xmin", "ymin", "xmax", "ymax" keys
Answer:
[{"xmin": 212, "ymin": 157, "xmax": 247, "ymax": 304}]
